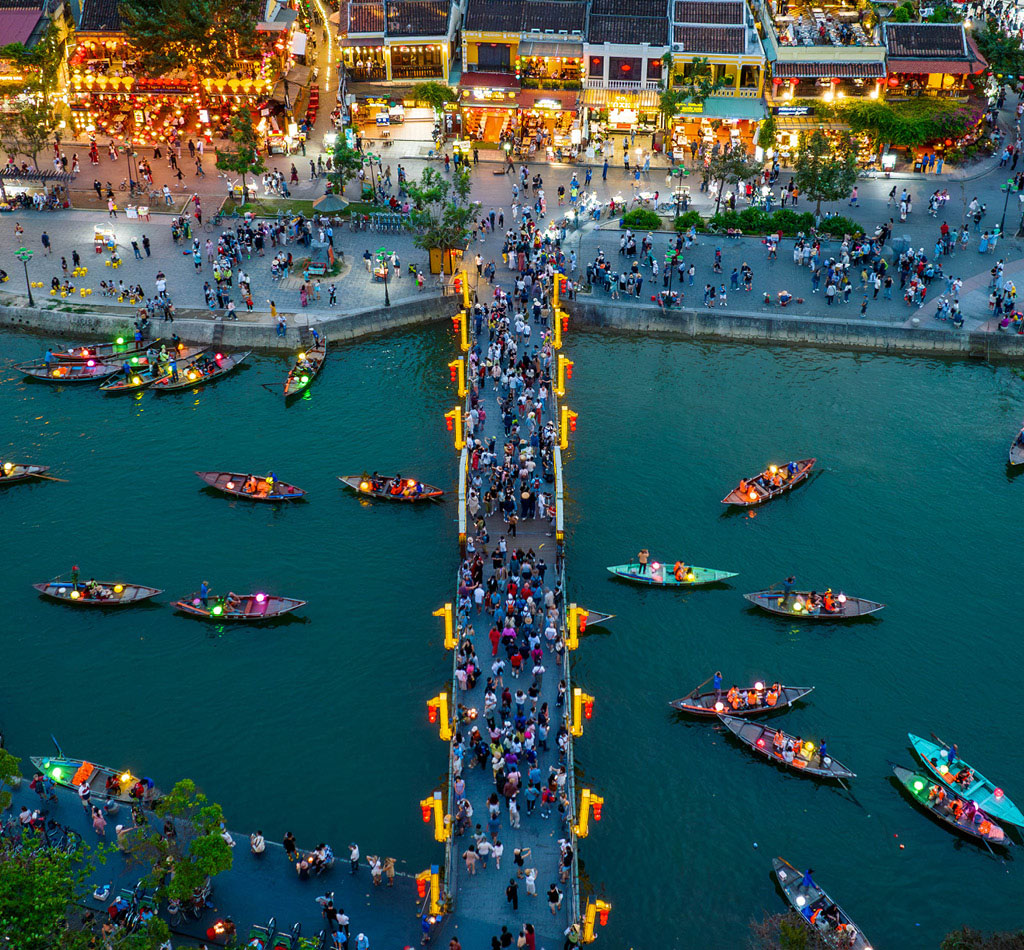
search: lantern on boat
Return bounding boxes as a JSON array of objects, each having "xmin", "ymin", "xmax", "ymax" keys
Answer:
[
  {"xmin": 255, "ymin": 593, "xmax": 267, "ymax": 604},
  {"xmin": 2, "ymin": 463, "xmax": 10, "ymax": 472},
  {"xmin": 755, "ymin": 682, "xmax": 764, "ymax": 691},
  {"xmin": 131, "ymin": 357, "xmax": 139, "ymax": 364},
  {"xmin": 192, "ymin": 598, "xmax": 201, "ymax": 606},
  {"xmin": 298, "ymin": 352, "xmax": 306, "ymax": 361},
  {"xmin": 756, "ymin": 737, "xmax": 765, "ymax": 747},
  {"xmin": 748, "ymin": 491, "xmax": 757, "ymax": 501},
  {"xmin": 212, "ymin": 605, "xmax": 223, "ymax": 616},
  {"xmin": 116, "ymin": 337, "xmax": 124, "ymax": 344},
  {"xmin": 407, "ymin": 479, "xmax": 416, "ymax": 488},
  {"xmin": 360, "ymin": 481, "xmax": 370, "ymax": 491},
  {"xmin": 940, "ymin": 749, "xmax": 949, "ymax": 759},
  {"xmin": 52, "ymin": 370, "xmax": 61, "ymax": 377},
  {"xmin": 300, "ymin": 376, "xmax": 309, "ymax": 384},
  {"xmin": 792, "ymin": 601, "xmax": 803, "ymax": 611},
  {"xmin": 714, "ymin": 701, "xmax": 724, "ymax": 712},
  {"xmin": 70, "ymin": 590, "xmax": 80, "ymax": 599},
  {"xmin": 913, "ymin": 780, "xmax": 925, "ymax": 791},
  {"xmin": 57, "ymin": 587, "xmax": 66, "ymax": 594},
  {"xmin": 114, "ymin": 585, "xmax": 123, "ymax": 593},
  {"xmin": 795, "ymin": 896, "xmax": 806, "ymax": 908},
  {"xmin": 837, "ymin": 593, "xmax": 847, "ymax": 604},
  {"xmin": 685, "ymin": 572, "xmax": 695, "ymax": 582},
  {"xmin": 187, "ymin": 372, "xmax": 197, "ymax": 380},
  {"xmin": 939, "ymin": 764, "xmax": 949, "ymax": 775},
  {"xmin": 215, "ymin": 353, "xmax": 224, "ymax": 361},
  {"xmin": 52, "ymin": 767, "xmax": 63, "ymax": 780},
  {"xmin": 87, "ymin": 359, "xmax": 95, "ymax": 367},
  {"xmin": 769, "ymin": 465, "xmax": 778, "ymax": 474},
  {"xmin": 226, "ymin": 481, "xmax": 235, "ymax": 490},
  {"xmin": 132, "ymin": 377, "xmax": 141, "ymax": 385},
  {"xmin": 80, "ymin": 348, "xmax": 89, "ymax": 357},
  {"xmin": 995, "ymin": 787, "xmax": 1005, "ymax": 800},
  {"xmin": 121, "ymin": 771, "xmax": 131, "ymax": 784}
]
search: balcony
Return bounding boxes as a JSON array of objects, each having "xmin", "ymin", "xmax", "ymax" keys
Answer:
[
  {"xmin": 521, "ymin": 77, "xmax": 582, "ymax": 90},
  {"xmin": 583, "ymin": 78, "xmax": 662, "ymax": 91}
]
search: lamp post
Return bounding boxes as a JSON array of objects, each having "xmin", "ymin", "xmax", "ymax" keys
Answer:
[
  {"xmin": 15, "ymin": 246, "xmax": 33, "ymax": 306},
  {"xmin": 1000, "ymin": 176, "xmax": 1014, "ymax": 235},
  {"xmin": 377, "ymin": 247, "xmax": 391, "ymax": 307}
]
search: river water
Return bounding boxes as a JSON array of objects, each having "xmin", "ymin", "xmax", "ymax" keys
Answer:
[{"xmin": 3, "ymin": 327, "xmax": 1022, "ymax": 949}]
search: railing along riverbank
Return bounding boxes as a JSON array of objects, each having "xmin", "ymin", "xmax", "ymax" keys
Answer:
[{"xmin": 424, "ymin": 275, "xmax": 609, "ymax": 947}]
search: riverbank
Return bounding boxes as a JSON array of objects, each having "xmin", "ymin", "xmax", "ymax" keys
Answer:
[{"xmin": 567, "ymin": 300, "xmax": 1024, "ymax": 360}]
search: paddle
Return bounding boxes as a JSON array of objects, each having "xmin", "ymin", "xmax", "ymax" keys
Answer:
[
  {"xmin": 689, "ymin": 672, "xmax": 719, "ymax": 699},
  {"xmin": 34, "ymin": 474, "xmax": 68, "ymax": 483},
  {"xmin": 930, "ymin": 731, "xmax": 950, "ymax": 750}
]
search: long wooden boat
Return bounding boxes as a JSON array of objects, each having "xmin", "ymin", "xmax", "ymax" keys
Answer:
[
  {"xmin": 0, "ymin": 462, "xmax": 49, "ymax": 484},
  {"xmin": 744, "ymin": 589, "xmax": 884, "ymax": 619},
  {"xmin": 99, "ymin": 347, "xmax": 207, "ymax": 393},
  {"xmin": 719, "ymin": 715, "xmax": 855, "ymax": 780},
  {"xmin": 196, "ymin": 471, "xmax": 307, "ymax": 502},
  {"xmin": 51, "ymin": 338, "xmax": 161, "ymax": 362},
  {"xmin": 33, "ymin": 577, "xmax": 163, "ymax": 606},
  {"xmin": 173, "ymin": 592, "xmax": 307, "ymax": 621},
  {"xmin": 339, "ymin": 474, "xmax": 444, "ymax": 501},
  {"xmin": 670, "ymin": 683, "xmax": 813, "ymax": 717},
  {"xmin": 773, "ymin": 857, "xmax": 872, "ymax": 950},
  {"xmin": 722, "ymin": 458, "xmax": 816, "ymax": 506},
  {"xmin": 16, "ymin": 360, "xmax": 120, "ymax": 383},
  {"xmin": 1009, "ymin": 429, "xmax": 1024, "ymax": 465},
  {"xmin": 151, "ymin": 351, "xmax": 250, "ymax": 392},
  {"xmin": 284, "ymin": 337, "xmax": 327, "ymax": 398},
  {"xmin": 607, "ymin": 562, "xmax": 737, "ymax": 586},
  {"xmin": 30, "ymin": 739, "xmax": 161, "ymax": 806},
  {"xmin": 891, "ymin": 763, "xmax": 1010, "ymax": 847},
  {"xmin": 909, "ymin": 733, "xmax": 1024, "ymax": 828}
]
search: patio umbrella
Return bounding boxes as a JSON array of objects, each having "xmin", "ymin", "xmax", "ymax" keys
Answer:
[{"xmin": 313, "ymin": 193, "xmax": 349, "ymax": 212}]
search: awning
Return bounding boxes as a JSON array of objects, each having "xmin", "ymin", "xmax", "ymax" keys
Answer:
[
  {"xmin": 582, "ymin": 88, "xmax": 659, "ymax": 108},
  {"xmin": 286, "ymin": 64, "xmax": 312, "ymax": 86},
  {"xmin": 460, "ymin": 71, "xmax": 520, "ymax": 90},
  {"xmin": 699, "ymin": 96, "xmax": 766, "ymax": 120},
  {"xmin": 519, "ymin": 88, "xmax": 579, "ymax": 110},
  {"xmin": 518, "ymin": 39, "xmax": 583, "ymax": 58},
  {"xmin": 886, "ymin": 59, "xmax": 973, "ymax": 74},
  {"xmin": 775, "ymin": 116, "xmax": 849, "ymax": 131},
  {"xmin": 772, "ymin": 61, "xmax": 886, "ymax": 79}
]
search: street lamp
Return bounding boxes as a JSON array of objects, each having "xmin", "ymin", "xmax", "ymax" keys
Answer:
[
  {"xmin": 15, "ymin": 246, "xmax": 33, "ymax": 306},
  {"xmin": 376, "ymin": 246, "xmax": 391, "ymax": 307},
  {"xmin": 1000, "ymin": 176, "xmax": 1014, "ymax": 235}
]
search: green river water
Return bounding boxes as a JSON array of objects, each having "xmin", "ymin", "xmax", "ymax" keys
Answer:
[{"xmin": 3, "ymin": 326, "xmax": 1023, "ymax": 949}]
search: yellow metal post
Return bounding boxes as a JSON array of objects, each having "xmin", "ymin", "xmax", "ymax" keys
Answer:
[
  {"xmin": 567, "ymin": 604, "xmax": 589, "ymax": 651},
  {"xmin": 553, "ymin": 271, "xmax": 565, "ymax": 309},
  {"xmin": 431, "ymin": 789, "xmax": 448, "ymax": 842},
  {"xmin": 427, "ymin": 693, "xmax": 452, "ymax": 741},
  {"xmin": 582, "ymin": 899, "xmax": 612, "ymax": 943},
  {"xmin": 432, "ymin": 603, "xmax": 456, "ymax": 649},
  {"xmin": 556, "ymin": 354, "xmax": 574, "ymax": 398},
  {"xmin": 553, "ymin": 307, "xmax": 563, "ymax": 349},
  {"xmin": 444, "ymin": 408, "xmax": 465, "ymax": 450},
  {"xmin": 574, "ymin": 788, "xmax": 604, "ymax": 838},
  {"xmin": 429, "ymin": 864, "xmax": 442, "ymax": 916},
  {"xmin": 461, "ymin": 269, "xmax": 471, "ymax": 309},
  {"xmin": 448, "ymin": 357, "xmax": 467, "ymax": 397},
  {"xmin": 560, "ymin": 406, "xmax": 577, "ymax": 451},
  {"xmin": 571, "ymin": 687, "xmax": 595, "ymax": 737}
]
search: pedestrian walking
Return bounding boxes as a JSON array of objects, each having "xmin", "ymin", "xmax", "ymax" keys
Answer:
[
  {"xmin": 349, "ymin": 842, "xmax": 360, "ymax": 873},
  {"xmin": 283, "ymin": 831, "xmax": 298, "ymax": 861},
  {"xmin": 505, "ymin": 879, "xmax": 519, "ymax": 911}
]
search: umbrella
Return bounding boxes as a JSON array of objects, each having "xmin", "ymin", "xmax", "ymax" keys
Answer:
[{"xmin": 313, "ymin": 193, "xmax": 349, "ymax": 212}]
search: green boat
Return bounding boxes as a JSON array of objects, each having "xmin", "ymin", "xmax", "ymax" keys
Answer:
[
  {"xmin": 606, "ymin": 561, "xmax": 737, "ymax": 587},
  {"xmin": 909, "ymin": 733, "xmax": 1024, "ymax": 828}
]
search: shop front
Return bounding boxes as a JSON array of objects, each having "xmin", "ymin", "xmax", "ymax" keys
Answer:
[
  {"xmin": 340, "ymin": 44, "xmax": 387, "ymax": 81},
  {"xmin": 768, "ymin": 104, "xmax": 877, "ymax": 166},
  {"xmin": 582, "ymin": 88, "xmax": 659, "ymax": 144},
  {"xmin": 517, "ymin": 89, "xmax": 580, "ymax": 158},
  {"xmin": 668, "ymin": 98, "xmax": 764, "ymax": 159},
  {"xmin": 459, "ymin": 72, "xmax": 520, "ymax": 142}
]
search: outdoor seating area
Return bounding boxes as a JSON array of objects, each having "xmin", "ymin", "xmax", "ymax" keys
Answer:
[{"xmin": 772, "ymin": 0, "xmax": 875, "ymax": 46}]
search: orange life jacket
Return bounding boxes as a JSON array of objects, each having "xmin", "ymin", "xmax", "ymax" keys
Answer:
[
  {"xmin": 746, "ymin": 690, "xmax": 758, "ymax": 706},
  {"xmin": 766, "ymin": 690, "xmax": 778, "ymax": 706}
]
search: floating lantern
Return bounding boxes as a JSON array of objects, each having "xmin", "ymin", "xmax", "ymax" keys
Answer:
[
  {"xmin": 255, "ymin": 593, "xmax": 266, "ymax": 604},
  {"xmin": 114, "ymin": 585, "xmax": 123, "ymax": 593}
]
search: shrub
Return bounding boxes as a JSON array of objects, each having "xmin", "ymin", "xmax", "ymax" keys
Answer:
[
  {"xmin": 673, "ymin": 210, "xmax": 704, "ymax": 231},
  {"xmin": 620, "ymin": 208, "xmax": 662, "ymax": 230},
  {"xmin": 817, "ymin": 214, "xmax": 864, "ymax": 237},
  {"xmin": 737, "ymin": 206, "xmax": 770, "ymax": 231}
]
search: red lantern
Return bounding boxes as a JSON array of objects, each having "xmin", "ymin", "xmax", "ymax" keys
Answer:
[
  {"xmin": 566, "ymin": 365, "xmax": 573, "ymax": 379},
  {"xmin": 561, "ymin": 314, "xmax": 569, "ymax": 332},
  {"xmin": 888, "ymin": 77, "xmax": 899, "ymax": 87},
  {"xmin": 449, "ymin": 365, "xmax": 457, "ymax": 382},
  {"xmin": 598, "ymin": 908, "xmax": 610, "ymax": 926},
  {"xmin": 446, "ymin": 417, "xmax": 453, "ymax": 431},
  {"xmin": 427, "ymin": 703, "xmax": 437, "ymax": 723},
  {"xmin": 578, "ymin": 613, "xmax": 587, "ymax": 632},
  {"xmin": 592, "ymin": 800, "xmax": 602, "ymax": 821},
  {"xmin": 421, "ymin": 802, "xmax": 432, "ymax": 822},
  {"xmin": 569, "ymin": 416, "xmax": 577, "ymax": 432},
  {"xmin": 451, "ymin": 314, "xmax": 460, "ymax": 330},
  {"xmin": 583, "ymin": 699, "xmax": 593, "ymax": 719},
  {"xmin": 416, "ymin": 877, "xmax": 428, "ymax": 899}
]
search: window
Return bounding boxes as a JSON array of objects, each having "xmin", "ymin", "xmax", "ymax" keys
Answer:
[
  {"xmin": 477, "ymin": 43, "xmax": 510, "ymax": 70},
  {"xmin": 647, "ymin": 58, "xmax": 662, "ymax": 79},
  {"xmin": 609, "ymin": 57, "xmax": 640, "ymax": 81}
]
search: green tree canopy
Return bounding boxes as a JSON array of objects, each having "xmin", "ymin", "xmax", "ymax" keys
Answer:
[
  {"xmin": 328, "ymin": 135, "xmax": 364, "ymax": 196},
  {"xmin": 758, "ymin": 113, "xmax": 778, "ymax": 155},
  {"xmin": 407, "ymin": 166, "xmax": 480, "ymax": 263},
  {"xmin": 215, "ymin": 109, "xmax": 266, "ymax": 201},
  {"xmin": 411, "ymin": 82, "xmax": 457, "ymax": 112},
  {"xmin": 661, "ymin": 56, "xmax": 726, "ymax": 123},
  {"xmin": 941, "ymin": 927, "xmax": 1024, "ymax": 950},
  {"xmin": 793, "ymin": 130, "xmax": 858, "ymax": 215},
  {"xmin": 974, "ymin": 19, "xmax": 1024, "ymax": 77},
  {"xmin": 705, "ymin": 149, "xmax": 762, "ymax": 214}
]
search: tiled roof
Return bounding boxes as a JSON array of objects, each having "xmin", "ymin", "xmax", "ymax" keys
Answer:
[
  {"xmin": 673, "ymin": 24, "xmax": 745, "ymax": 52},
  {"xmin": 386, "ymin": 0, "xmax": 449, "ymax": 35},
  {"xmin": 464, "ymin": 0, "xmax": 524, "ymax": 32},
  {"xmin": 587, "ymin": 13, "xmax": 668, "ymax": 44},
  {"xmin": 884, "ymin": 22, "xmax": 965, "ymax": 57},
  {"xmin": 78, "ymin": 0, "xmax": 120, "ymax": 32},
  {"xmin": 0, "ymin": 8, "xmax": 42, "ymax": 43},
  {"xmin": 673, "ymin": 0, "xmax": 743, "ymax": 23},
  {"xmin": 772, "ymin": 60, "xmax": 885, "ymax": 78},
  {"xmin": 590, "ymin": 0, "xmax": 666, "ymax": 16},
  {"xmin": 346, "ymin": 0, "xmax": 385, "ymax": 33},
  {"xmin": 0, "ymin": 0, "xmax": 42, "ymax": 8},
  {"xmin": 887, "ymin": 58, "xmax": 974, "ymax": 74},
  {"xmin": 521, "ymin": 0, "xmax": 587, "ymax": 32}
]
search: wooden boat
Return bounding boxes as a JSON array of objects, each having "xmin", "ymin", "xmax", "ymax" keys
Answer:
[
  {"xmin": 16, "ymin": 360, "xmax": 120, "ymax": 383},
  {"xmin": 579, "ymin": 609, "xmax": 614, "ymax": 628},
  {"xmin": 151, "ymin": 351, "xmax": 250, "ymax": 392},
  {"xmin": 0, "ymin": 462, "xmax": 49, "ymax": 484},
  {"xmin": 51, "ymin": 338, "xmax": 161, "ymax": 362},
  {"xmin": 891, "ymin": 763, "xmax": 1010, "ymax": 847},
  {"xmin": 33, "ymin": 578, "xmax": 163, "ymax": 606},
  {"xmin": 909, "ymin": 733, "xmax": 1024, "ymax": 828},
  {"xmin": 773, "ymin": 857, "xmax": 872, "ymax": 950},
  {"xmin": 606, "ymin": 562, "xmax": 737, "ymax": 586},
  {"xmin": 173, "ymin": 592, "xmax": 307, "ymax": 621},
  {"xmin": 339, "ymin": 474, "xmax": 444, "ymax": 501},
  {"xmin": 284, "ymin": 336, "xmax": 327, "ymax": 398},
  {"xmin": 670, "ymin": 683, "xmax": 813, "ymax": 717},
  {"xmin": 722, "ymin": 458, "xmax": 816, "ymax": 506},
  {"xmin": 196, "ymin": 471, "xmax": 307, "ymax": 502},
  {"xmin": 98, "ymin": 347, "xmax": 206, "ymax": 393},
  {"xmin": 1009, "ymin": 429, "xmax": 1024, "ymax": 465},
  {"xmin": 719, "ymin": 715, "xmax": 855, "ymax": 780},
  {"xmin": 30, "ymin": 738, "xmax": 161, "ymax": 806},
  {"xmin": 744, "ymin": 589, "xmax": 884, "ymax": 619}
]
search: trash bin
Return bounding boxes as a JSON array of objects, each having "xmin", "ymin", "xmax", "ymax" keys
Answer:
[{"xmin": 913, "ymin": 160, "xmax": 922, "ymax": 172}]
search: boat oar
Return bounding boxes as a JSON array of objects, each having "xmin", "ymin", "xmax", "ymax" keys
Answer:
[
  {"xmin": 34, "ymin": 473, "xmax": 68, "ymax": 483},
  {"xmin": 930, "ymin": 731, "xmax": 949, "ymax": 750},
  {"xmin": 691, "ymin": 672, "xmax": 718, "ymax": 695}
]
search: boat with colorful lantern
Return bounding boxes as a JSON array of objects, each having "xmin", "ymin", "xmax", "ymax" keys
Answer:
[
  {"xmin": 744, "ymin": 589, "xmax": 884, "ymax": 619},
  {"xmin": 30, "ymin": 738, "xmax": 161, "ymax": 806},
  {"xmin": 669, "ymin": 683, "xmax": 813, "ymax": 717},
  {"xmin": 196, "ymin": 471, "xmax": 307, "ymax": 502},
  {"xmin": 172, "ymin": 591, "xmax": 308, "ymax": 621},
  {"xmin": 16, "ymin": 359, "xmax": 120, "ymax": 383},
  {"xmin": 606, "ymin": 561, "xmax": 737, "ymax": 587},
  {"xmin": 284, "ymin": 336, "xmax": 327, "ymax": 399},
  {"xmin": 0, "ymin": 462, "xmax": 49, "ymax": 484},
  {"xmin": 722, "ymin": 458, "xmax": 816, "ymax": 506},
  {"xmin": 51, "ymin": 337, "xmax": 161, "ymax": 362},
  {"xmin": 33, "ymin": 577, "xmax": 163, "ymax": 606},
  {"xmin": 772, "ymin": 857, "xmax": 872, "ymax": 950},
  {"xmin": 151, "ymin": 351, "xmax": 250, "ymax": 392},
  {"xmin": 909, "ymin": 733, "xmax": 1024, "ymax": 828},
  {"xmin": 890, "ymin": 763, "xmax": 1011, "ymax": 848},
  {"xmin": 99, "ymin": 347, "xmax": 207, "ymax": 393},
  {"xmin": 719, "ymin": 716, "xmax": 856, "ymax": 781},
  {"xmin": 338, "ymin": 474, "xmax": 444, "ymax": 501}
]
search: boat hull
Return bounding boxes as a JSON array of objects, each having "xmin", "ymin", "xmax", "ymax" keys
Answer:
[
  {"xmin": 719, "ymin": 715, "xmax": 855, "ymax": 780},
  {"xmin": 744, "ymin": 590, "xmax": 884, "ymax": 619},
  {"xmin": 773, "ymin": 857, "xmax": 871, "ymax": 950},
  {"xmin": 196, "ymin": 471, "xmax": 306, "ymax": 502},
  {"xmin": 339, "ymin": 475, "xmax": 444, "ymax": 501},
  {"xmin": 284, "ymin": 338, "xmax": 327, "ymax": 398},
  {"xmin": 34, "ymin": 580, "xmax": 163, "ymax": 606},
  {"xmin": 722, "ymin": 458, "xmax": 816, "ymax": 506},
  {"xmin": 0, "ymin": 464, "xmax": 49, "ymax": 484},
  {"xmin": 52, "ymin": 339, "xmax": 161, "ymax": 362},
  {"xmin": 670, "ymin": 684, "xmax": 813, "ymax": 717},
  {"xmin": 29, "ymin": 753, "xmax": 161, "ymax": 805},
  {"xmin": 173, "ymin": 593, "xmax": 307, "ymax": 621},
  {"xmin": 151, "ymin": 352, "xmax": 249, "ymax": 392},
  {"xmin": 606, "ymin": 563, "xmax": 737, "ymax": 586}
]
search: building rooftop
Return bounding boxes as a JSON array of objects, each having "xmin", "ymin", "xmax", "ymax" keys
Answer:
[
  {"xmin": 0, "ymin": 7, "xmax": 43, "ymax": 43},
  {"xmin": 78, "ymin": 0, "xmax": 120, "ymax": 32},
  {"xmin": 586, "ymin": 0, "xmax": 669, "ymax": 45},
  {"xmin": 674, "ymin": 0, "xmax": 745, "ymax": 23},
  {"xmin": 521, "ymin": 0, "xmax": 587, "ymax": 32},
  {"xmin": 673, "ymin": 23, "xmax": 746, "ymax": 52},
  {"xmin": 386, "ymin": 0, "xmax": 449, "ymax": 35},
  {"xmin": 883, "ymin": 21, "xmax": 966, "ymax": 57},
  {"xmin": 344, "ymin": 0, "xmax": 386, "ymax": 34}
]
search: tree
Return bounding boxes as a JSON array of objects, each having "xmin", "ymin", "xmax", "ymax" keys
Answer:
[
  {"xmin": 974, "ymin": 19, "xmax": 1024, "ymax": 78},
  {"xmin": 0, "ymin": 749, "xmax": 19, "ymax": 811},
  {"xmin": 0, "ymin": 20, "xmax": 65, "ymax": 108},
  {"xmin": 793, "ymin": 130, "xmax": 858, "ymax": 215},
  {"xmin": 940, "ymin": 927, "xmax": 1024, "ymax": 950},
  {"xmin": 758, "ymin": 113, "xmax": 778, "ymax": 155},
  {"xmin": 411, "ymin": 82, "xmax": 457, "ymax": 114},
  {"xmin": 749, "ymin": 912, "xmax": 831, "ymax": 949},
  {"xmin": 659, "ymin": 56, "xmax": 726, "ymax": 126},
  {"xmin": 215, "ymin": 109, "xmax": 265, "ymax": 202},
  {"xmin": 328, "ymin": 135, "xmax": 364, "ymax": 196},
  {"xmin": 705, "ymin": 148, "xmax": 763, "ymax": 214},
  {"xmin": 120, "ymin": 0, "xmax": 261, "ymax": 79},
  {"xmin": 119, "ymin": 779, "xmax": 233, "ymax": 902},
  {"xmin": 407, "ymin": 166, "xmax": 480, "ymax": 272}
]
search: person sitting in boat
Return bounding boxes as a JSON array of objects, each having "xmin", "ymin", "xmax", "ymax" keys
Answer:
[
  {"xmin": 224, "ymin": 592, "xmax": 242, "ymax": 612},
  {"xmin": 727, "ymin": 686, "xmax": 742, "ymax": 710},
  {"xmin": 772, "ymin": 730, "xmax": 786, "ymax": 753},
  {"xmin": 928, "ymin": 784, "xmax": 946, "ymax": 805},
  {"xmin": 822, "ymin": 590, "xmax": 837, "ymax": 613},
  {"xmin": 805, "ymin": 593, "xmax": 822, "ymax": 616},
  {"xmin": 105, "ymin": 774, "xmax": 123, "ymax": 797},
  {"xmin": 822, "ymin": 904, "xmax": 841, "ymax": 928},
  {"xmin": 955, "ymin": 766, "xmax": 974, "ymax": 789},
  {"xmin": 782, "ymin": 739, "xmax": 796, "ymax": 764},
  {"xmin": 738, "ymin": 479, "xmax": 749, "ymax": 495},
  {"xmin": 787, "ymin": 460, "xmax": 799, "ymax": 477},
  {"xmin": 243, "ymin": 476, "xmax": 258, "ymax": 494},
  {"xmin": 746, "ymin": 688, "xmax": 759, "ymax": 707},
  {"xmin": 765, "ymin": 684, "xmax": 780, "ymax": 706},
  {"xmin": 673, "ymin": 561, "xmax": 687, "ymax": 583}
]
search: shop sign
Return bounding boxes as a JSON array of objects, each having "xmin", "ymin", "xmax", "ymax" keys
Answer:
[
  {"xmin": 534, "ymin": 98, "xmax": 562, "ymax": 110},
  {"xmin": 772, "ymin": 105, "xmax": 813, "ymax": 116},
  {"xmin": 677, "ymin": 103, "xmax": 703, "ymax": 114}
]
